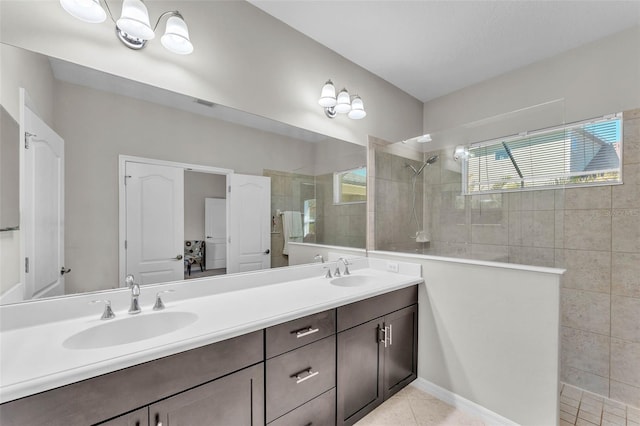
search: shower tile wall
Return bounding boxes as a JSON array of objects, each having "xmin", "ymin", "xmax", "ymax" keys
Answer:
[
  {"xmin": 374, "ymin": 151, "xmax": 425, "ymax": 253},
  {"xmin": 423, "ymin": 110, "xmax": 640, "ymax": 407},
  {"xmin": 264, "ymin": 169, "xmax": 366, "ymax": 267},
  {"xmin": 376, "ymin": 108, "xmax": 640, "ymax": 407},
  {"xmin": 315, "ymin": 174, "xmax": 366, "ymax": 249},
  {"xmin": 263, "ymin": 169, "xmax": 316, "ymax": 268}
]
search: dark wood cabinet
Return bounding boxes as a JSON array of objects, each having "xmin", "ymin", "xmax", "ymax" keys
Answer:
[
  {"xmin": 383, "ymin": 305, "xmax": 418, "ymax": 399},
  {"xmin": 98, "ymin": 408, "xmax": 148, "ymax": 426},
  {"xmin": 336, "ymin": 288, "xmax": 418, "ymax": 426},
  {"xmin": 265, "ymin": 309, "xmax": 337, "ymax": 425},
  {"xmin": 0, "ymin": 331, "xmax": 263, "ymax": 426},
  {"xmin": 1, "ymin": 285, "xmax": 419, "ymax": 426},
  {"xmin": 336, "ymin": 318, "xmax": 384, "ymax": 425},
  {"xmin": 150, "ymin": 363, "xmax": 264, "ymax": 426}
]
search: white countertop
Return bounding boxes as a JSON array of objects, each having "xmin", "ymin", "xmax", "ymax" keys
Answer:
[{"xmin": 0, "ymin": 257, "xmax": 422, "ymax": 403}]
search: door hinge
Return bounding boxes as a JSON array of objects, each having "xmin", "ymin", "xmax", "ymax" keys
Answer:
[
  {"xmin": 228, "ymin": 236, "xmax": 231, "ymax": 244},
  {"xmin": 124, "ymin": 175, "xmax": 131, "ymax": 185},
  {"xmin": 124, "ymin": 240, "xmax": 127, "ymax": 250},
  {"xmin": 24, "ymin": 132, "xmax": 35, "ymax": 149},
  {"xmin": 25, "ymin": 257, "xmax": 29, "ymax": 273},
  {"xmin": 228, "ymin": 185, "xmax": 231, "ymax": 193}
]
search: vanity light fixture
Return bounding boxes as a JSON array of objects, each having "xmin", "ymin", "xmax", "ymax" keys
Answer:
[
  {"xmin": 59, "ymin": 0, "xmax": 194, "ymax": 55},
  {"xmin": 318, "ymin": 80, "xmax": 366, "ymax": 120}
]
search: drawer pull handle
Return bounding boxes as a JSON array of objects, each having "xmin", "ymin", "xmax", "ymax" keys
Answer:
[
  {"xmin": 292, "ymin": 368, "xmax": 319, "ymax": 384},
  {"xmin": 293, "ymin": 326, "xmax": 319, "ymax": 338}
]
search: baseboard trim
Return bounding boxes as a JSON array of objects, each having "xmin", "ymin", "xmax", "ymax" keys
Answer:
[{"xmin": 410, "ymin": 377, "xmax": 520, "ymax": 426}]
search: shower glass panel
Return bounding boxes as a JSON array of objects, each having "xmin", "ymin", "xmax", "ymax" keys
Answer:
[{"xmin": 372, "ymin": 99, "xmax": 569, "ymax": 267}]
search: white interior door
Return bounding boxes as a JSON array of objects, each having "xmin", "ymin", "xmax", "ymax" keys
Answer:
[
  {"xmin": 22, "ymin": 103, "xmax": 65, "ymax": 299},
  {"xmin": 125, "ymin": 162, "xmax": 184, "ymax": 285},
  {"xmin": 228, "ymin": 174, "xmax": 271, "ymax": 274},
  {"xmin": 205, "ymin": 197, "xmax": 226, "ymax": 270}
]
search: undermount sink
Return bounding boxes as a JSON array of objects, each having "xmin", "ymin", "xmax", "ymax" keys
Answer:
[
  {"xmin": 63, "ymin": 311, "xmax": 199, "ymax": 350},
  {"xmin": 330, "ymin": 274, "xmax": 378, "ymax": 287}
]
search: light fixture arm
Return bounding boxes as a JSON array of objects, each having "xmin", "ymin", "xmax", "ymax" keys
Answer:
[
  {"xmin": 152, "ymin": 10, "xmax": 183, "ymax": 32},
  {"xmin": 101, "ymin": 0, "xmax": 116, "ymax": 23}
]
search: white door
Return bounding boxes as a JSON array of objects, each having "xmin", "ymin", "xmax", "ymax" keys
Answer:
[
  {"xmin": 125, "ymin": 162, "xmax": 184, "ymax": 285},
  {"xmin": 227, "ymin": 174, "xmax": 271, "ymax": 273},
  {"xmin": 205, "ymin": 197, "xmax": 226, "ymax": 270},
  {"xmin": 22, "ymin": 104, "xmax": 65, "ymax": 299}
]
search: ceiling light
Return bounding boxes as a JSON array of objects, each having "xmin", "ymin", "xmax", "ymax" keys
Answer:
[
  {"xmin": 60, "ymin": 0, "xmax": 194, "ymax": 54},
  {"xmin": 318, "ymin": 80, "xmax": 366, "ymax": 120}
]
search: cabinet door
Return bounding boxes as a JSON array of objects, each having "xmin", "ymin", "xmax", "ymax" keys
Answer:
[
  {"xmin": 383, "ymin": 304, "xmax": 418, "ymax": 399},
  {"xmin": 149, "ymin": 363, "xmax": 264, "ymax": 426},
  {"xmin": 337, "ymin": 318, "xmax": 384, "ymax": 426},
  {"xmin": 97, "ymin": 408, "xmax": 148, "ymax": 426}
]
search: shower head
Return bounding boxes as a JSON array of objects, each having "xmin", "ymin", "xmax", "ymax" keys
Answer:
[{"xmin": 405, "ymin": 155, "xmax": 439, "ymax": 176}]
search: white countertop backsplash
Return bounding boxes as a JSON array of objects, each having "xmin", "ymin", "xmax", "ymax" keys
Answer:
[{"xmin": 0, "ymin": 256, "xmax": 422, "ymax": 403}]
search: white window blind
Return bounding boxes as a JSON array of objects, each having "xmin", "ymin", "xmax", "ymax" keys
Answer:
[{"xmin": 466, "ymin": 113, "xmax": 622, "ymax": 194}]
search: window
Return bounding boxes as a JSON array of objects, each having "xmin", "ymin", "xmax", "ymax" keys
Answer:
[
  {"xmin": 334, "ymin": 166, "xmax": 367, "ymax": 204},
  {"xmin": 465, "ymin": 113, "xmax": 623, "ymax": 194},
  {"xmin": 303, "ymin": 199, "xmax": 316, "ymax": 236}
]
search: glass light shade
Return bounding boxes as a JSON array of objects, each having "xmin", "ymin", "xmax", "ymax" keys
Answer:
[
  {"xmin": 60, "ymin": 0, "xmax": 106, "ymax": 23},
  {"xmin": 334, "ymin": 89, "xmax": 351, "ymax": 114},
  {"xmin": 348, "ymin": 96, "xmax": 366, "ymax": 119},
  {"xmin": 117, "ymin": 0, "xmax": 155, "ymax": 40},
  {"xmin": 416, "ymin": 134, "xmax": 432, "ymax": 143},
  {"xmin": 161, "ymin": 16, "xmax": 194, "ymax": 54},
  {"xmin": 318, "ymin": 80, "xmax": 337, "ymax": 107}
]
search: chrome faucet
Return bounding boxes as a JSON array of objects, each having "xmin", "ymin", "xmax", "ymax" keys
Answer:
[
  {"xmin": 91, "ymin": 299, "xmax": 115, "ymax": 320},
  {"xmin": 334, "ymin": 257, "xmax": 351, "ymax": 277},
  {"xmin": 314, "ymin": 254, "xmax": 325, "ymax": 263},
  {"xmin": 125, "ymin": 274, "xmax": 141, "ymax": 314}
]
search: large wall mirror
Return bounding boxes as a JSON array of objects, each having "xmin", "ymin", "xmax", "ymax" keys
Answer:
[{"xmin": 0, "ymin": 43, "xmax": 367, "ymax": 303}]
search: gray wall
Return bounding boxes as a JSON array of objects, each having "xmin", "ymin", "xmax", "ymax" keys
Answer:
[{"xmin": 0, "ymin": 1, "xmax": 423, "ymax": 147}]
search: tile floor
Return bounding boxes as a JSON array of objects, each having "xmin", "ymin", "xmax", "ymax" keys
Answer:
[
  {"xmin": 354, "ymin": 382, "xmax": 640, "ymax": 426},
  {"xmin": 355, "ymin": 385, "xmax": 485, "ymax": 426},
  {"xmin": 560, "ymin": 383, "xmax": 640, "ymax": 426}
]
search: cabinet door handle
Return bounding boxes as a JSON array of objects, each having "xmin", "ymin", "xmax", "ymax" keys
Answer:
[
  {"xmin": 388, "ymin": 324, "xmax": 393, "ymax": 346},
  {"xmin": 292, "ymin": 367, "xmax": 319, "ymax": 384},
  {"xmin": 293, "ymin": 326, "xmax": 319, "ymax": 338}
]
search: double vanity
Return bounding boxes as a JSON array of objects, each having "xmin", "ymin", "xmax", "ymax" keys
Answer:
[{"xmin": 0, "ymin": 257, "xmax": 422, "ymax": 425}]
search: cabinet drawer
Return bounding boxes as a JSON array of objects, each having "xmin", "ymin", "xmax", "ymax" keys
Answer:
[
  {"xmin": 337, "ymin": 286, "xmax": 418, "ymax": 332},
  {"xmin": 266, "ymin": 336, "xmax": 336, "ymax": 423},
  {"xmin": 266, "ymin": 309, "xmax": 336, "ymax": 358},
  {"xmin": 269, "ymin": 388, "xmax": 336, "ymax": 426}
]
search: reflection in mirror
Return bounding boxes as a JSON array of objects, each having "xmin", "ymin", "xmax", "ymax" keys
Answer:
[
  {"xmin": 0, "ymin": 44, "xmax": 366, "ymax": 303},
  {"xmin": 372, "ymin": 100, "xmax": 567, "ymax": 265},
  {"xmin": 0, "ymin": 105, "xmax": 20, "ymax": 231}
]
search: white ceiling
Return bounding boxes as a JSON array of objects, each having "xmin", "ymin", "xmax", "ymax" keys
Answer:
[{"xmin": 249, "ymin": 0, "xmax": 640, "ymax": 103}]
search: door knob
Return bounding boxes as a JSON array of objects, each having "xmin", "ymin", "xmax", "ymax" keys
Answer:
[
  {"xmin": 264, "ymin": 249, "xmax": 270, "ymax": 254},
  {"xmin": 175, "ymin": 254, "xmax": 183, "ymax": 260},
  {"xmin": 60, "ymin": 267, "xmax": 71, "ymax": 275}
]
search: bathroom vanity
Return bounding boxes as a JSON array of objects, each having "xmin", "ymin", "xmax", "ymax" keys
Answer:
[{"xmin": 0, "ymin": 258, "xmax": 421, "ymax": 426}]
